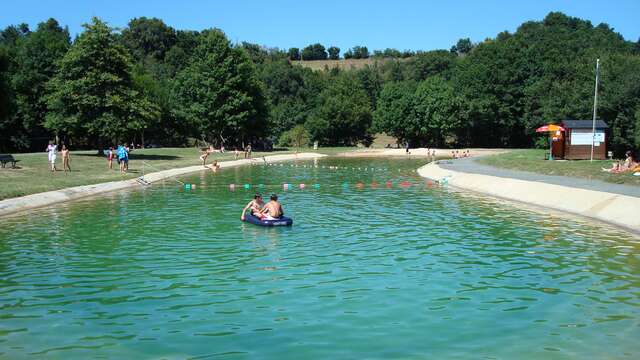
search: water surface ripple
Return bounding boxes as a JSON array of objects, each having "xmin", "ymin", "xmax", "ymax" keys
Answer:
[{"xmin": 0, "ymin": 157, "xmax": 639, "ymax": 359}]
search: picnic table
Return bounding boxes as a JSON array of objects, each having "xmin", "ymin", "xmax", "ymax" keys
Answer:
[{"xmin": 0, "ymin": 154, "xmax": 19, "ymax": 168}]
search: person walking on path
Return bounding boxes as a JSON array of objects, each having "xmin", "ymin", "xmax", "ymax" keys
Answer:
[
  {"xmin": 61, "ymin": 145, "xmax": 71, "ymax": 173},
  {"xmin": 46, "ymin": 141, "xmax": 57, "ymax": 172}
]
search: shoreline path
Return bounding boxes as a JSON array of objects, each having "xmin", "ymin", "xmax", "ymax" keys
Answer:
[
  {"xmin": 441, "ymin": 157, "xmax": 640, "ymax": 198},
  {"xmin": 419, "ymin": 156, "xmax": 640, "ymax": 235}
]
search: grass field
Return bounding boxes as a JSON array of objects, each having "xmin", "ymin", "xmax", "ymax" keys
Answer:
[
  {"xmin": 478, "ymin": 149, "xmax": 640, "ymax": 186},
  {"xmin": 0, "ymin": 147, "xmax": 356, "ymax": 200}
]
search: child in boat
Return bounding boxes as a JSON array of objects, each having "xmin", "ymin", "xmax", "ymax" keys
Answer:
[{"xmin": 241, "ymin": 193, "xmax": 265, "ymax": 221}]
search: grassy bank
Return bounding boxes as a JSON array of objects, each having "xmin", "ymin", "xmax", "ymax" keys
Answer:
[
  {"xmin": 478, "ymin": 149, "xmax": 640, "ymax": 186},
  {"xmin": 0, "ymin": 147, "xmax": 356, "ymax": 200}
]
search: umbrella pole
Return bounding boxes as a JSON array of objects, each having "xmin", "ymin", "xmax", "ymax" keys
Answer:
[{"xmin": 549, "ymin": 136, "xmax": 553, "ymax": 160}]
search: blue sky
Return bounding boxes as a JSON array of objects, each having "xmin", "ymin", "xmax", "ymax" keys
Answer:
[{"xmin": 1, "ymin": 0, "xmax": 639, "ymax": 52}]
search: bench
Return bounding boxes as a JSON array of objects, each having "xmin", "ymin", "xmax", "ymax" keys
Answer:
[{"xmin": 0, "ymin": 154, "xmax": 19, "ymax": 168}]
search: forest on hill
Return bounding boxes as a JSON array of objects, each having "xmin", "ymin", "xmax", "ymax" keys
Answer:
[{"xmin": 0, "ymin": 12, "xmax": 639, "ymax": 155}]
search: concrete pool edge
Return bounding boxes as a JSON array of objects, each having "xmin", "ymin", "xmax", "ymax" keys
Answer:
[
  {"xmin": 0, "ymin": 152, "xmax": 326, "ymax": 218},
  {"xmin": 417, "ymin": 162, "xmax": 640, "ymax": 235}
]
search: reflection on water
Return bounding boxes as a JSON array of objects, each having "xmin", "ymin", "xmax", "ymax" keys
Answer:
[{"xmin": 0, "ymin": 157, "xmax": 638, "ymax": 359}]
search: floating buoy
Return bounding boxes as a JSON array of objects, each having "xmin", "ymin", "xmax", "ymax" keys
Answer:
[
  {"xmin": 244, "ymin": 184, "xmax": 251, "ymax": 189},
  {"xmin": 400, "ymin": 181, "xmax": 411, "ymax": 188},
  {"xmin": 313, "ymin": 183, "xmax": 320, "ymax": 189},
  {"xmin": 229, "ymin": 184, "xmax": 236, "ymax": 191},
  {"xmin": 385, "ymin": 181, "xmax": 393, "ymax": 188},
  {"xmin": 185, "ymin": 184, "xmax": 191, "ymax": 190},
  {"xmin": 355, "ymin": 182, "xmax": 364, "ymax": 189},
  {"xmin": 299, "ymin": 183, "xmax": 306, "ymax": 189},
  {"xmin": 371, "ymin": 181, "xmax": 379, "ymax": 188}
]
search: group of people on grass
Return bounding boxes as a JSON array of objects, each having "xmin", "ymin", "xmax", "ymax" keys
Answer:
[
  {"xmin": 45, "ymin": 141, "xmax": 71, "ymax": 173},
  {"xmin": 602, "ymin": 150, "xmax": 639, "ymax": 174},
  {"xmin": 106, "ymin": 144, "xmax": 131, "ymax": 174},
  {"xmin": 240, "ymin": 193, "xmax": 285, "ymax": 221}
]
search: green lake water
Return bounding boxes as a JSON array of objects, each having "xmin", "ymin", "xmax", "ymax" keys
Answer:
[{"xmin": 1, "ymin": 157, "xmax": 639, "ymax": 359}]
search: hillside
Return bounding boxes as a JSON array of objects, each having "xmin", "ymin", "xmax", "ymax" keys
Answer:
[{"xmin": 292, "ymin": 57, "xmax": 406, "ymax": 71}]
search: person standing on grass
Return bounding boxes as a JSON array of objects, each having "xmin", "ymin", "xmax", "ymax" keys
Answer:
[
  {"xmin": 61, "ymin": 145, "xmax": 71, "ymax": 173},
  {"xmin": 234, "ymin": 148, "xmax": 239, "ymax": 160},
  {"xmin": 107, "ymin": 147, "xmax": 115, "ymax": 170},
  {"xmin": 117, "ymin": 145, "xmax": 127, "ymax": 174},
  {"xmin": 46, "ymin": 141, "xmax": 57, "ymax": 172},
  {"xmin": 124, "ymin": 144, "xmax": 131, "ymax": 171}
]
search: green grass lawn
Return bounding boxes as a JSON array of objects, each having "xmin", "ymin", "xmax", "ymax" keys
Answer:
[
  {"xmin": 0, "ymin": 146, "xmax": 356, "ymax": 200},
  {"xmin": 478, "ymin": 149, "xmax": 640, "ymax": 186}
]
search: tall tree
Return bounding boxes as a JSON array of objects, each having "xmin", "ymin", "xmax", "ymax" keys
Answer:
[
  {"xmin": 327, "ymin": 46, "xmax": 340, "ymax": 60},
  {"xmin": 0, "ymin": 46, "xmax": 13, "ymax": 151},
  {"xmin": 11, "ymin": 18, "xmax": 70, "ymax": 149},
  {"xmin": 306, "ymin": 72, "xmax": 372, "ymax": 146},
  {"xmin": 301, "ymin": 43, "xmax": 327, "ymax": 60},
  {"xmin": 121, "ymin": 17, "xmax": 177, "ymax": 63},
  {"xmin": 172, "ymin": 29, "xmax": 267, "ymax": 145},
  {"xmin": 45, "ymin": 17, "xmax": 156, "ymax": 145},
  {"xmin": 450, "ymin": 38, "xmax": 473, "ymax": 55},
  {"xmin": 288, "ymin": 47, "xmax": 300, "ymax": 61}
]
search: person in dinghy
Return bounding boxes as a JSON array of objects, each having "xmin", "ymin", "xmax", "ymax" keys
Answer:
[{"xmin": 241, "ymin": 193, "xmax": 265, "ymax": 221}]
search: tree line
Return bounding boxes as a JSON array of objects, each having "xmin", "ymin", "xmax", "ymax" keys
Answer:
[{"xmin": 1, "ymin": 12, "xmax": 639, "ymax": 155}]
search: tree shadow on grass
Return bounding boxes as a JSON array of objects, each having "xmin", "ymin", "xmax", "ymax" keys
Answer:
[{"xmin": 73, "ymin": 153, "xmax": 181, "ymax": 161}]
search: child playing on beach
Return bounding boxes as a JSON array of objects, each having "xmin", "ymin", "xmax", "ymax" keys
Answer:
[{"xmin": 61, "ymin": 145, "xmax": 71, "ymax": 173}]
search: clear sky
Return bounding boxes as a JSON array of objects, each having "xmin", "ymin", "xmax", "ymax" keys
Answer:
[{"xmin": 1, "ymin": 0, "xmax": 639, "ymax": 52}]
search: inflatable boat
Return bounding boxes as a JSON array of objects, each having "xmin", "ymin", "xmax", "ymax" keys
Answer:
[{"xmin": 244, "ymin": 213, "xmax": 293, "ymax": 227}]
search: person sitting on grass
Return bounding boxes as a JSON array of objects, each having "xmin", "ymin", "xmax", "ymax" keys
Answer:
[
  {"xmin": 260, "ymin": 194, "xmax": 284, "ymax": 220},
  {"xmin": 241, "ymin": 193, "xmax": 265, "ymax": 221},
  {"xmin": 602, "ymin": 150, "xmax": 638, "ymax": 173}
]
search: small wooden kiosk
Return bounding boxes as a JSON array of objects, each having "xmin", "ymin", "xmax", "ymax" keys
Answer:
[{"xmin": 556, "ymin": 120, "xmax": 608, "ymax": 160}]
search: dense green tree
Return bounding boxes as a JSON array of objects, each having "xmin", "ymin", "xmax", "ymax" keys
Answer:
[
  {"xmin": 0, "ymin": 46, "xmax": 13, "ymax": 151},
  {"xmin": 301, "ymin": 43, "xmax": 327, "ymax": 60},
  {"xmin": 450, "ymin": 38, "xmax": 473, "ymax": 55},
  {"xmin": 355, "ymin": 65, "xmax": 383, "ymax": 109},
  {"xmin": 172, "ymin": 29, "xmax": 267, "ymax": 146},
  {"xmin": 412, "ymin": 77, "xmax": 464, "ymax": 146},
  {"xmin": 327, "ymin": 46, "xmax": 340, "ymax": 60},
  {"xmin": 407, "ymin": 50, "xmax": 457, "ymax": 81},
  {"xmin": 348, "ymin": 45, "xmax": 369, "ymax": 59},
  {"xmin": 10, "ymin": 19, "xmax": 70, "ymax": 149},
  {"xmin": 45, "ymin": 17, "xmax": 156, "ymax": 145},
  {"xmin": 121, "ymin": 17, "xmax": 176, "ymax": 63},
  {"xmin": 288, "ymin": 47, "xmax": 300, "ymax": 61},
  {"xmin": 373, "ymin": 81, "xmax": 417, "ymax": 144},
  {"xmin": 306, "ymin": 72, "xmax": 372, "ymax": 146}
]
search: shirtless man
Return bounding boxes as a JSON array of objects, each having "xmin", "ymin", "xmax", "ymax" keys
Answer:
[
  {"xmin": 199, "ymin": 146, "xmax": 214, "ymax": 166},
  {"xmin": 261, "ymin": 194, "xmax": 284, "ymax": 220},
  {"xmin": 241, "ymin": 193, "xmax": 265, "ymax": 221}
]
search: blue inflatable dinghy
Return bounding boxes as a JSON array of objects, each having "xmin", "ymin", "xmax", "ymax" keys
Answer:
[{"xmin": 244, "ymin": 213, "xmax": 293, "ymax": 227}]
